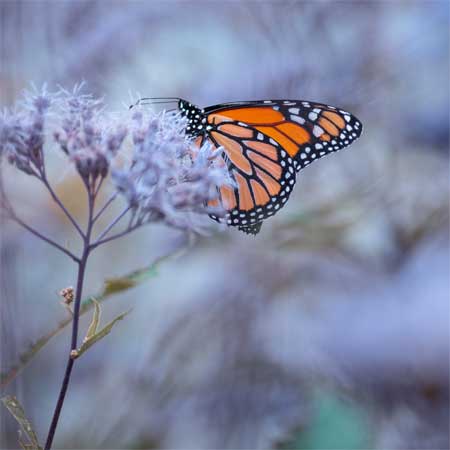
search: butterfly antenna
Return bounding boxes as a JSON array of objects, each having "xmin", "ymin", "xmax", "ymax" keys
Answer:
[{"xmin": 129, "ymin": 97, "xmax": 180, "ymax": 109}]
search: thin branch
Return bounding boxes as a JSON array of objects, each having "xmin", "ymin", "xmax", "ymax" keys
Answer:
[
  {"xmin": 92, "ymin": 192, "xmax": 118, "ymax": 223},
  {"xmin": 41, "ymin": 176, "xmax": 85, "ymax": 238},
  {"xmin": 93, "ymin": 206, "xmax": 131, "ymax": 244},
  {"xmin": 1, "ymin": 171, "xmax": 79, "ymax": 263},
  {"xmin": 93, "ymin": 175, "xmax": 105, "ymax": 197},
  {"xmin": 90, "ymin": 222, "xmax": 141, "ymax": 249},
  {"xmin": 8, "ymin": 215, "xmax": 79, "ymax": 263}
]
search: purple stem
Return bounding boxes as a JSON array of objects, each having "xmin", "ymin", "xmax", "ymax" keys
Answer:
[
  {"xmin": 44, "ymin": 253, "xmax": 86, "ymax": 450},
  {"xmin": 44, "ymin": 178, "xmax": 96, "ymax": 450},
  {"xmin": 10, "ymin": 215, "xmax": 79, "ymax": 263},
  {"xmin": 92, "ymin": 192, "xmax": 118, "ymax": 223},
  {"xmin": 41, "ymin": 176, "xmax": 85, "ymax": 238},
  {"xmin": 90, "ymin": 222, "xmax": 141, "ymax": 249},
  {"xmin": 93, "ymin": 205, "xmax": 131, "ymax": 243}
]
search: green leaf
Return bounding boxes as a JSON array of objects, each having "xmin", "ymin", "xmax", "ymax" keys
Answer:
[
  {"xmin": 73, "ymin": 308, "xmax": 131, "ymax": 359},
  {"xmin": 1, "ymin": 396, "xmax": 43, "ymax": 450},
  {"xmin": 84, "ymin": 298, "xmax": 100, "ymax": 341},
  {"xmin": 103, "ymin": 276, "xmax": 136, "ymax": 295}
]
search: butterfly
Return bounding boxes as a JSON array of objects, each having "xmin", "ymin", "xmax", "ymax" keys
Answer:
[{"xmin": 134, "ymin": 98, "xmax": 362, "ymax": 235}]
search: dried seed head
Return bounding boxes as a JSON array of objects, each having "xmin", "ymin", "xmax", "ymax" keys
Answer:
[{"xmin": 59, "ymin": 286, "xmax": 74, "ymax": 305}]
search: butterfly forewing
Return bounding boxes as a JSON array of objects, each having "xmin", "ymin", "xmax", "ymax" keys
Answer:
[{"xmin": 205, "ymin": 100, "xmax": 362, "ymax": 171}]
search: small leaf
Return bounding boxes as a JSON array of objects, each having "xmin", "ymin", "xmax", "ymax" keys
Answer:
[
  {"xmin": 103, "ymin": 277, "xmax": 136, "ymax": 295},
  {"xmin": 73, "ymin": 309, "xmax": 131, "ymax": 358},
  {"xmin": 1, "ymin": 396, "xmax": 42, "ymax": 450},
  {"xmin": 84, "ymin": 298, "xmax": 100, "ymax": 341}
]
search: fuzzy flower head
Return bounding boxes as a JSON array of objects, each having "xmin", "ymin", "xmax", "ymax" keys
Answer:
[
  {"xmin": 0, "ymin": 89, "xmax": 51, "ymax": 176},
  {"xmin": 53, "ymin": 86, "xmax": 127, "ymax": 183},
  {"xmin": 112, "ymin": 110, "xmax": 230, "ymax": 232},
  {"xmin": 1, "ymin": 86, "xmax": 230, "ymax": 234}
]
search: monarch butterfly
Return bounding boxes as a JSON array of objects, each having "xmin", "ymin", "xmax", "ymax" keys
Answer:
[{"xmin": 134, "ymin": 98, "xmax": 363, "ymax": 235}]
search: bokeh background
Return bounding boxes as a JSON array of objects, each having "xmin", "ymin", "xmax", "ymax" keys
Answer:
[{"xmin": 1, "ymin": 1, "xmax": 449, "ymax": 449}]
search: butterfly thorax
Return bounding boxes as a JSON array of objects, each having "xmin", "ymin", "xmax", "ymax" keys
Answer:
[{"xmin": 178, "ymin": 99, "xmax": 209, "ymax": 138}]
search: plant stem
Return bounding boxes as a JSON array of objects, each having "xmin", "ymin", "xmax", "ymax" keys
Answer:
[
  {"xmin": 92, "ymin": 192, "xmax": 118, "ymax": 223},
  {"xmin": 41, "ymin": 176, "xmax": 85, "ymax": 238},
  {"xmin": 10, "ymin": 215, "xmax": 80, "ymax": 263},
  {"xmin": 44, "ymin": 255, "xmax": 87, "ymax": 450},
  {"xmin": 94, "ymin": 205, "xmax": 131, "ymax": 243},
  {"xmin": 90, "ymin": 223, "xmax": 140, "ymax": 249},
  {"xmin": 44, "ymin": 178, "xmax": 96, "ymax": 450}
]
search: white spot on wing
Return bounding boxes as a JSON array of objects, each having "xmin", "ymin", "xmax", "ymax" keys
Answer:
[
  {"xmin": 313, "ymin": 125, "xmax": 323, "ymax": 137},
  {"xmin": 291, "ymin": 115, "xmax": 306, "ymax": 125}
]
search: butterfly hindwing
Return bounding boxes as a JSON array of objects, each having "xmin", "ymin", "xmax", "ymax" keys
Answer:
[
  {"xmin": 197, "ymin": 121, "xmax": 297, "ymax": 232},
  {"xmin": 239, "ymin": 221, "xmax": 262, "ymax": 235}
]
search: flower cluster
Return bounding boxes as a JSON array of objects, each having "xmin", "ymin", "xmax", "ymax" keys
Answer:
[
  {"xmin": 0, "ymin": 92, "xmax": 50, "ymax": 177},
  {"xmin": 53, "ymin": 88, "xmax": 127, "ymax": 185},
  {"xmin": 1, "ymin": 86, "xmax": 229, "ymax": 233},
  {"xmin": 0, "ymin": 88, "xmax": 231, "ymax": 449},
  {"xmin": 112, "ymin": 110, "xmax": 228, "ymax": 231}
]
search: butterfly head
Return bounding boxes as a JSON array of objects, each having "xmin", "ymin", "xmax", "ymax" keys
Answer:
[{"xmin": 178, "ymin": 99, "xmax": 206, "ymax": 137}]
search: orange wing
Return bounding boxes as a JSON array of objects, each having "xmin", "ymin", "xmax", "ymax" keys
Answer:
[
  {"xmin": 205, "ymin": 100, "xmax": 362, "ymax": 171},
  {"xmin": 196, "ymin": 100, "xmax": 362, "ymax": 234},
  {"xmin": 194, "ymin": 121, "xmax": 297, "ymax": 234}
]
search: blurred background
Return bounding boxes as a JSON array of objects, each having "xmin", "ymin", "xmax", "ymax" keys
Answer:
[{"xmin": 1, "ymin": 1, "xmax": 449, "ymax": 449}]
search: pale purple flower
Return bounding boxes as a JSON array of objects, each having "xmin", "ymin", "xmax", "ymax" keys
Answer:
[
  {"xmin": 0, "ymin": 91, "xmax": 51, "ymax": 177},
  {"xmin": 1, "ymin": 86, "xmax": 229, "ymax": 233},
  {"xmin": 53, "ymin": 86, "xmax": 127, "ymax": 183},
  {"xmin": 111, "ymin": 110, "xmax": 228, "ymax": 231}
]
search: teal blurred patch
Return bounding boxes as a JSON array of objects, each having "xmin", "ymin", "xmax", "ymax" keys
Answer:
[{"xmin": 284, "ymin": 390, "xmax": 371, "ymax": 450}]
